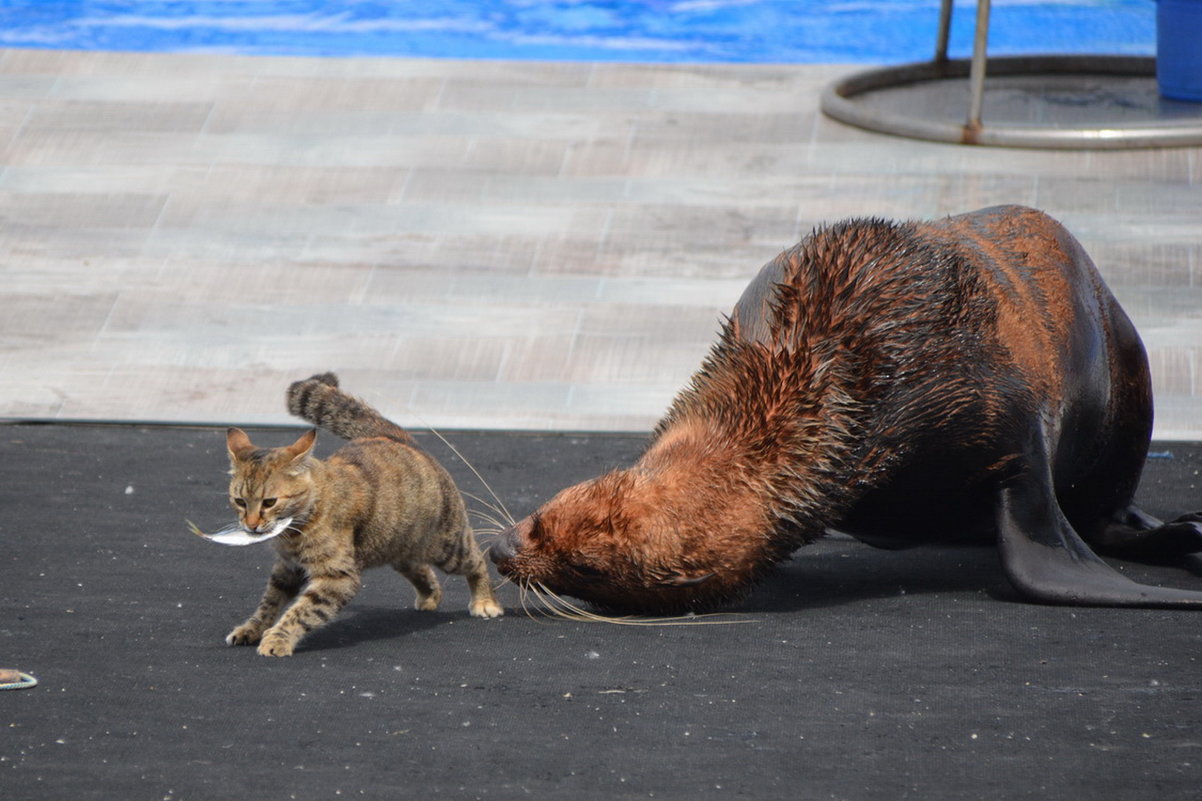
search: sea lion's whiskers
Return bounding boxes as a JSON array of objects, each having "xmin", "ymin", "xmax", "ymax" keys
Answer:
[
  {"xmin": 420, "ymin": 424, "xmax": 515, "ymax": 526},
  {"xmin": 466, "ymin": 507, "xmax": 510, "ymax": 533},
  {"xmin": 462, "ymin": 492, "xmax": 514, "ymax": 529},
  {"xmin": 518, "ymin": 583, "xmax": 555, "ymax": 622},
  {"xmin": 530, "ymin": 583, "xmax": 750, "ymax": 626},
  {"xmin": 534, "ymin": 585, "xmax": 590, "ymax": 622},
  {"xmin": 490, "ymin": 572, "xmax": 517, "ymax": 592},
  {"xmin": 523, "ymin": 584, "xmax": 582, "ymax": 622}
]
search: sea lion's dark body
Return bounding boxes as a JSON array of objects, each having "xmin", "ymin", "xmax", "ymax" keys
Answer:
[
  {"xmin": 493, "ymin": 205, "xmax": 1202, "ymax": 612},
  {"xmin": 734, "ymin": 207, "xmax": 1148, "ymax": 548}
]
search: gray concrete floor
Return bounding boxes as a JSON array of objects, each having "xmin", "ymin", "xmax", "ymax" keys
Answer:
[{"xmin": 2, "ymin": 48, "xmax": 1201, "ymax": 436}]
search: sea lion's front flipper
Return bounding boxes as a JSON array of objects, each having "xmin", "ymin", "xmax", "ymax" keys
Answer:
[{"xmin": 997, "ymin": 471, "xmax": 1202, "ymax": 607}]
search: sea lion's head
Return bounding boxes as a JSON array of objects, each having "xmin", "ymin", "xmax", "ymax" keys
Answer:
[
  {"xmin": 491, "ymin": 470, "xmax": 719, "ymax": 614},
  {"xmin": 491, "ymin": 452, "xmax": 774, "ymax": 615}
]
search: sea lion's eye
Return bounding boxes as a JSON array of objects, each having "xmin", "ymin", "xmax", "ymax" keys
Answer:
[{"xmin": 568, "ymin": 562, "xmax": 606, "ymax": 581}]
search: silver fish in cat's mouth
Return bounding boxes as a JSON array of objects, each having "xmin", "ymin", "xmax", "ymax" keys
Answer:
[{"xmin": 188, "ymin": 517, "xmax": 294, "ymax": 547}]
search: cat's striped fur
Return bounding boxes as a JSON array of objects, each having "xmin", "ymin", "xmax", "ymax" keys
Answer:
[{"xmin": 224, "ymin": 373, "xmax": 502, "ymax": 657}]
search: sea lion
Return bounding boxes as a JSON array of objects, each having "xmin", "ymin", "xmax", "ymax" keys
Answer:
[{"xmin": 491, "ymin": 205, "xmax": 1202, "ymax": 614}]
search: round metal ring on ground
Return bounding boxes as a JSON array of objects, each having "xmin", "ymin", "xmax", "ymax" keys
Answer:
[{"xmin": 820, "ymin": 56, "xmax": 1202, "ymax": 149}]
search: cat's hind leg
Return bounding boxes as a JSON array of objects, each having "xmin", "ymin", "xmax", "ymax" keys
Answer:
[
  {"xmin": 447, "ymin": 543, "xmax": 504, "ymax": 619},
  {"xmin": 433, "ymin": 527, "xmax": 504, "ymax": 619},
  {"xmin": 227, "ymin": 561, "xmax": 304, "ymax": 646},
  {"xmin": 464, "ymin": 561, "xmax": 504, "ymax": 619},
  {"xmin": 394, "ymin": 563, "xmax": 443, "ymax": 611}
]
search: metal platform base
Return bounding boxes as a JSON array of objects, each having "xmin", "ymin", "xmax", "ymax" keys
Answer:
[{"xmin": 821, "ymin": 55, "xmax": 1202, "ymax": 149}]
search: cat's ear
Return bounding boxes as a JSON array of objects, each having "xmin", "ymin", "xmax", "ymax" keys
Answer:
[
  {"xmin": 285, "ymin": 428, "xmax": 317, "ymax": 464},
  {"xmin": 226, "ymin": 427, "xmax": 256, "ymax": 462}
]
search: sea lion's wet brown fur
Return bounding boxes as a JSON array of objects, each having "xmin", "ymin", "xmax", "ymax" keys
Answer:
[{"xmin": 492, "ymin": 205, "xmax": 1202, "ymax": 614}]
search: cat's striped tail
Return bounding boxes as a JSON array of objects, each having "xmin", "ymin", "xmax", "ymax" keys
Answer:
[{"xmin": 286, "ymin": 373, "xmax": 414, "ymax": 444}]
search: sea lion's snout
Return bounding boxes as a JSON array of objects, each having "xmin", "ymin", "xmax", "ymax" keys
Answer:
[{"xmin": 490, "ymin": 517, "xmax": 530, "ymax": 571}]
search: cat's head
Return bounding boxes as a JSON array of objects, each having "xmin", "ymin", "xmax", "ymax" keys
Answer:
[{"xmin": 225, "ymin": 427, "xmax": 317, "ymax": 534}]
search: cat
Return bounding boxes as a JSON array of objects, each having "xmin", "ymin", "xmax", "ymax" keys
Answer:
[{"xmin": 222, "ymin": 372, "xmax": 503, "ymax": 657}]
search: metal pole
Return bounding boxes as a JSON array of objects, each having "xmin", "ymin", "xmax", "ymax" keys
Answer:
[
  {"xmin": 935, "ymin": 0, "xmax": 954, "ymax": 62},
  {"xmin": 967, "ymin": 0, "xmax": 992, "ymax": 129}
]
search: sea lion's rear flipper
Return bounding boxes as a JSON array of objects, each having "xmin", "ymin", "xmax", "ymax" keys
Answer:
[
  {"xmin": 997, "ymin": 471, "xmax": 1202, "ymax": 607},
  {"xmin": 1091, "ymin": 505, "xmax": 1202, "ymax": 560}
]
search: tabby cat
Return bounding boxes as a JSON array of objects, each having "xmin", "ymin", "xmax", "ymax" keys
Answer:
[{"xmin": 222, "ymin": 372, "xmax": 502, "ymax": 657}]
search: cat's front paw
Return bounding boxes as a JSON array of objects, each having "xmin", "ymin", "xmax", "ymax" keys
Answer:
[
  {"xmin": 226, "ymin": 622, "xmax": 264, "ymax": 646},
  {"xmin": 257, "ymin": 629, "xmax": 296, "ymax": 657},
  {"xmin": 470, "ymin": 598, "xmax": 504, "ymax": 619}
]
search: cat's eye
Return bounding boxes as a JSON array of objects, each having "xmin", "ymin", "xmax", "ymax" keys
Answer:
[
  {"xmin": 262, "ymin": 498, "xmax": 277, "ymax": 509},
  {"xmin": 233, "ymin": 498, "xmax": 247, "ymax": 509}
]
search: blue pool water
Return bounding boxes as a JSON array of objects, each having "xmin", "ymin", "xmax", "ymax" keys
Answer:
[{"xmin": 0, "ymin": 1, "xmax": 1155, "ymax": 64}]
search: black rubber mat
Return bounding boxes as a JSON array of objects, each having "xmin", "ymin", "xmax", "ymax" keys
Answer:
[{"xmin": 3, "ymin": 423, "xmax": 1201, "ymax": 800}]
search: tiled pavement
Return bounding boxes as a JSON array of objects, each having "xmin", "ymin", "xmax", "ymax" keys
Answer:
[{"xmin": 2, "ymin": 48, "xmax": 1201, "ymax": 435}]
